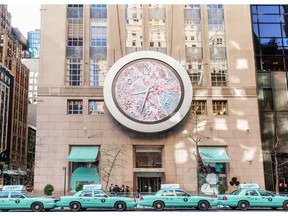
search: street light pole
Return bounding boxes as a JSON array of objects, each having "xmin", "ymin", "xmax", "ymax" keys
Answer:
[{"xmin": 63, "ymin": 167, "xmax": 66, "ymax": 196}]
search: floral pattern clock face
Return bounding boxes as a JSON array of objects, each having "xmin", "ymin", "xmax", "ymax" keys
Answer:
[{"xmin": 113, "ymin": 60, "xmax": 183, "ymax": 123}]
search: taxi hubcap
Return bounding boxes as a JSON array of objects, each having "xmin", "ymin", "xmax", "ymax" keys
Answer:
[{"xmin": 118, "ymin": 204, "xmax": 122, "ymax": 208}]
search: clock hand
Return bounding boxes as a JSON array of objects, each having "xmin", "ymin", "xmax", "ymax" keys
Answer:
[
  {"xmin": 141, "ymin": 86, "xmax": 150, "ymax": 113},
  {"xmin": 132, "ymin": 90, "xmax": 147, "ymax": 95}
]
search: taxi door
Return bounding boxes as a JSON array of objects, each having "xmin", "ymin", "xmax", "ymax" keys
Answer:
[
  {"xmin": 244, "ymin": 189, "xmax": 262, "ymax": 206},
  {"xmin": 174, "ymin": 190, "xmax": 192, "ymax": 207},
  {"xmin": 78, "ymin": 190, "xmax": 94, "ymax": 208},
  {"xmin": 92, "ymin": 190, "xmax": 110, "ymax": 208},
  {"xmin": 8, "ymin": 192, "xmax": 26, "ymax": 209},
  {"xmin": 160, "ymin": 190, "xmax": 177, "ymax": 207},
  {"xmin": 257, "ymin": 190, "xmax": 278, "ymax": 207},
  {"xmin": 0, "ymin": 191, "xmax": 10, "ymax": 209}
]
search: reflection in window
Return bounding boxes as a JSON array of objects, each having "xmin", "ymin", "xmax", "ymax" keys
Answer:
[
  {"xmin": 252, "ymin": 5, "xmax": 288, "ymax": 70},
  {"xmin": 212, "ymin": 100, "xmax": 227, "ymax": 115},
  {"xmin": 191, "ymin": 100, "xmax": 206, "ymax": 115},
  {"xmin": 66, "ymin": 58, "xmax": 83, "ymax": 86},
  {"xmin": 89, "ymin": 100, "xmax": 104, "ymax": 115},
  {"xmin": 162, "ymin": 190, "xmax": 175, "ymax": 196},
  {"xmin": 80, "ymin": 191, "xmax": 93, "ymax": 197},
  {"xmin": 208, "ymin": 4, "xmax": 228, "ymax": 86},
  {"xmin": 185, "ymin": 5, "xmax": 204, "ymax": 86},
  {"xmin": 126, "ymin": 4, "xmax": 143, "ymax": 54},
  {"xmin": 175, "ymin": 190, "xmax": 189, "ymax": 196},
  {"xmin": 66, "ymin": 5, "xmax": 83, "ymax": 86},
  {"xmin": 149, "ymin": 4, "xmax": 166, "ymax": 53},
  {"xmin": 90, "ymin": 6, "xmax": 108, "ymax": 86},
  {"xmin": 258, "ymin": 190, "xmax": 274, "ymax": 196}
]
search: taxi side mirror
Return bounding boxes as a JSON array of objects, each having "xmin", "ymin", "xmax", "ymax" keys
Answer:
[{"xmin": 104, "ymin": 195, "xmax": 108, "ymax": 198}]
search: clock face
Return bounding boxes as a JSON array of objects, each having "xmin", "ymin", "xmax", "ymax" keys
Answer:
[
  {"xmin": 113, "ymin": 60, "xmax": 183, "ymax": 124},
  {"xmin": 104, "ymin": 51, "xmax": 192, "ymax": 133}
]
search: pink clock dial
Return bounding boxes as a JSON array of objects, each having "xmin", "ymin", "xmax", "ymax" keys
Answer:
[{"xmin": 113, "ymin": 60, "xmax": 183, "ymax": 123}]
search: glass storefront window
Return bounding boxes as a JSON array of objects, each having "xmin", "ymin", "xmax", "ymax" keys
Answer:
[{"xmin": 198, "ymin": 161, "xmax": 227, "ymax": 195}]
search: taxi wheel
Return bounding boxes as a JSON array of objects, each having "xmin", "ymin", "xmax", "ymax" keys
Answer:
[
  {"xmin": 153, "ymin": 201, "xmax": 165, "ymax": 211},
  {"xmin": 237, "ymin": 201, "xmax": 249, "ymax": 211},
  {"xmin": 283, "ymin": 201, "xmax": 288, "ymax": 210},
  {"xmin": 69, "ymin": 201, "xmax": 82, "ymax": 211},
  {"xmin": 115, "ymin": 201, "xmax": 126, "ymax": 211},
  {"xmin": 31, "ymin": 202, "xmax": 44, "ymax": 212},
  {"xmin": 197, "ymin": 200, "xmax": 209, "ymax": 211}
]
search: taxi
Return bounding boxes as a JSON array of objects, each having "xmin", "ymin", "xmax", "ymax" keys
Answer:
[
  {"xmin": 138, "ymin": 184, "xmax": 218, "ymax": 211},
  {"xmin": 217, "ymin": 183, "xmax": 288, "ymax": 210},
  {"xmin": 0, "ymin": 185, "xmax": 57, "ymax": 212},
  {"xmin": 56, "ymin": 184, "xmax": 137, "ymax": 211}
]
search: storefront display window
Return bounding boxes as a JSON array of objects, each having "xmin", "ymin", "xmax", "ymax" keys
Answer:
[{"xmin": 198, "ymin": 147, "xmax": 230, "ymax": 195}]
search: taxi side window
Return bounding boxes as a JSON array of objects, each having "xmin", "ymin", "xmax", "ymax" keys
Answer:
[
  {"xmin": 80, "ymin": 191, "xmax": 92, "ymax": 197},
  {"xmin": 0, "ymin": 192, "xmax": 9, "ymax": 198},
  {"xmin": 258, "ymin": 190, "xmax": 273, "ymax": 196},
  {"xmin": 245, "ymin": 190, "xmax": 258, "ymax": 196},
  {"xmin": 175, "ymin": 190, "xmax": 189, "ymax": 197},
  {"xmin": 94, "ymin": 190, "xmax": 106, "ymax": 197},
  {"xmin": 11, "ymin": 192, "xmax": 25, "ymax": 198},
  {"xmin": 162, "ymin": 190, "xmax": 175, "ymax": 196}
]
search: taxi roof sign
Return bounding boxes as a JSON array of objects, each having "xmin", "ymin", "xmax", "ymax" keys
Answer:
[
  {"xmin": 160, "ymin": 184, "xmax": 180, "ymax": 189},
  {"xmin": 238, "ymin": 184, "xmax": 260, "ymax": 189},
  {"xmin": 83, "ymin": 184, "xmax": 102, "ymax": 190},
  {"xmin": 2, "ymin": 185, "xmax": 25, "ymax": 191}
]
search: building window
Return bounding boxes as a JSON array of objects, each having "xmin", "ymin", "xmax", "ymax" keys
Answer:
[
  {"xmin": 66, "ymin": 58, "xmax": 83, "ymax": 86},
  {"xmin": 66, "ymin": 5, "xmax": 84, "ymax": 86},
  {"xmin": 68, "ymin": 100, "xmax": 83, "ymax": 114},
  {"xmin": 208, "ymin": 4, "xmax": 228, "ymax": 86},
  {"xmin": 125, "ymin": 4, "xmax": 143, "ymax": 53},
  {"xmin": 90, "ymin": 11, "xmax": 108, "ymax": 86},
  {"xmin": 198, "ymin": 147, "xmax": 230, "ymax": 195},
  {"xmin": 252, "ymin": 5, "xmax": 287, "ymax": 71},
  {"xmin": 89, "ymin": 100, "xmax": 104, "ymax": 115},
  {"xmin": 212, "ymin": 100, "xmax": 227, "ymax": 115},
  {"xmin": 149, "ymin": 4, "xmax": 166, "ymax": 53},
  {"xmin": 191, "ymin": 100, "xmax": 207, "ymax": 115},
  {"xmin": 135, "ymin": 146, "xmax": 162, "ymax": 168}
]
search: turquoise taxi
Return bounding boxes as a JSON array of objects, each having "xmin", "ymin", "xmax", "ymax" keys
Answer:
[
  {"xmin": 56, "ymin": 184, "xmax": 137, "ymax": 211},
  {"xmin": 138, "ymin": 184, "xmax": 218, "ymax": 211},
  {"xmin": 217, "ymin": 183, "xmax": 288, "ymax": 210},
  {"xmin": 0, "ymin": 185, "xmax": 57, "ymax": 212}
]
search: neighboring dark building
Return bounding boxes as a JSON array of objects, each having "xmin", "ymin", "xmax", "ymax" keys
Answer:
[
  {"xmin": 0, "ymin": 4, "xmax": 29, "ymax": 185},
  {"xmin": 251, "ymin": 4, "xmax": 288, "ymax": 191}
]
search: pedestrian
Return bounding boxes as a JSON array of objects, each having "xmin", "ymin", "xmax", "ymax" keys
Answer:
[
  {"xmin": 113, "ymin": 184, "xmax": 120, "ymax": 195},
  {"xmin": 120, "ymin": 184, "xmax": 125, "ymax": 193},
  {"xmin": 109, "ymin": 184, "xmax": 114, "ymax": 193},
  {"xmin": 279, "ymin": 183, "xmax": 285, "ymax": 193}
]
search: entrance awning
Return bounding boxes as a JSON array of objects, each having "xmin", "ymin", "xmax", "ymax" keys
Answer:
[
  {"xmin": 198, "ymin": 147, "xmax": 230, "ymax": 163},
  {"xmin": 67, "ymin": 147, "xmax": 99, "ymax": 162}
]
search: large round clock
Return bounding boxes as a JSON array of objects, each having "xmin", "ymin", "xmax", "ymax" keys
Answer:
[{"xmin": 104, "ymin": 51, "xmax": 192, "ymax": 133}]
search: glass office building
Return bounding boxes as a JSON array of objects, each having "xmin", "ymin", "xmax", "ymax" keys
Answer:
[{"xmin": 252, "ymin": 5, "xmax": 288, "ymax": 191}]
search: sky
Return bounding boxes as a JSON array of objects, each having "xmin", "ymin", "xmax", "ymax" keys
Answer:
[{"xmin": 7, "ymin": 4, "xmax": 41, "ymax": 38}]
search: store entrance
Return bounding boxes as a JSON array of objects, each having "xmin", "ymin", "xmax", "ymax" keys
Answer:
[{"xmin": 137, "ymin": 177, "xmax": 161, "ymax": 193}]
